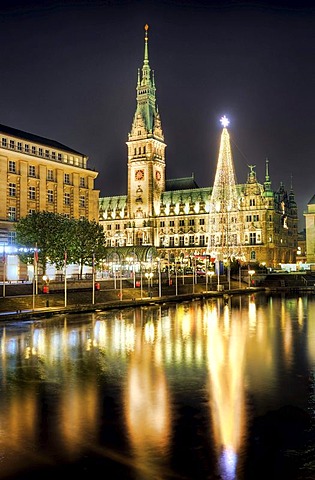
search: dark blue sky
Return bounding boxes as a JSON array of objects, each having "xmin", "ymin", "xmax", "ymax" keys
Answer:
[{"xmin": 0, "ymin": 0, "xmax": 314, "ymax": 230}]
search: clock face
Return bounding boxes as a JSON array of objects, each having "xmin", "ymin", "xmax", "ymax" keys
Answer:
[
  {"xmin": 155, "ymin": 170, "xmax": 161, "ymax": 181},
  {"xmin": 135, "ymin": 169, "xmax": 144, "ymax": 181}
]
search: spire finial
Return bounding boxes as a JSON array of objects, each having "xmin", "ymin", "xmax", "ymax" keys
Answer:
[{"xmin": 144, "ymin": 24, "xmax": 149, "ymax": 65}]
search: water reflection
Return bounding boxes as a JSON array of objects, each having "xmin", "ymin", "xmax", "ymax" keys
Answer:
[
  {"xmin": 0, "ymin": 293, "xmax": 314, "ymax": 479},
  {"xmin": 205, "ymin": 298, "xmax": 247, "ymax": 480}
]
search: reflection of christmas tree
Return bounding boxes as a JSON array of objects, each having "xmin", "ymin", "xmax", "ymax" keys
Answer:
[{"xmin": 207, "ymin": 116, "xmax": 244, "ymax": 263}]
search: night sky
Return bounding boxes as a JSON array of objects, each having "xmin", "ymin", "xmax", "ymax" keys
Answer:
[{"xmin": 0, "ymin": 0, "xmax": 314, "ymax": 230}]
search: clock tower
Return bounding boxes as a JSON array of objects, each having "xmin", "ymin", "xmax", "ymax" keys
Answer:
[{"xmin": 126, "ymin": 24, "xmax": 166, "ymax": 245}]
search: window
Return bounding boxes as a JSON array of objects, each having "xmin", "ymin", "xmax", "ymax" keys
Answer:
[
  {"xmin": 58, "ymin": 153, "xmax": 62, "ymax": 161},
  {"xmin": 253, "ymin": 214, "xmax": 260, "ymax": 222},
  {"xmin": 249, "ymin": 199, "xmax": 256, "ymax": 207},
  {"xmin": 64, "ymin": 192, "xmax": 70, "ymax": 205},
  {"xmin": 64, "ymin": 173, "xmax": 70, "ymax": 184},
  {"xmin": 31, "ymin": 146, "xmax": 36, "ymax": 155},
  {"xmin": 246, "ymin": 215, "xmax": 252, "ymax": 222},
  {"xmin": 29, "ymin": 165, "xmax": 36, "ymax": 177},
  {"xmin": 29, "ymin": 209, "xmax": 35, "ymax": 215},
  {"xmin": 9, "ymin": 183, "xmax": 16, "ymax": 197},
  {"xmin": 200, "ymin": 235, "xmax": 205, "ymax": 246},
  {"xmin": 47, "ymin": 190, "xmax": 54, "ymax": 203},
  {"xmin": 8, "ymin": 161, "xmax": 16, "ymax": 173},
  {"xmin": 80, "ymin": 177, "xmax": 85, "ymax": 188},
  {"xmin": 8, "ymin": 231, "xmax": 16, "ymax": 244},
  {"xmin": 169, "ymin": 220, "xmax": 175, "ymax": 227},
  {"xmin": 189, "ymin": 219, "xmax": 195, "ymax": 226},
  {"xmin": 107, "ymin": 225, "xmax": 112, "ymax": 230},
  {"xmin": 17, "ymin": 142, "xmax": 22, "ymax": 151},
  {"xmin": 25, "ymin": 144, "xmax": 29, "ymax": 153},
  {"xmin": 250, "ymin": 251, "xmax": 256, "ymax": 260},
  {"xmin": 38, "ymin": 148, "xmax": 43, "ymax": 156},
  {"xmin": 179, "ymin": 219, "xmax": 185, "ymax": 227},
  {"xmin": 47, "ymin": 169, "xmax": 53, "ymax": 181},
  {"xmin": 115, "ymin": 224, "xmax": 120, "ymax": 230},
  {"xmin": 45, "ymin": 149, "xmax": 50, "ymax": 158},
  {"xmin": 51, "ymin": 151, "xmax": 56, "ymax": 160},
  {"xmin": 2, "ymin": 138, "xmax": 7, "ymax": 147},
  {"xmin": 189, "ymin": 235, "xmax": 194, "ymax": 245},
  {"xmin": 249, "ymin": 232, "xmax": 256, "ymax": 245},
  {"xmin": 9, "ymin": 140, "xmax": 15, "ymax": 149},
  {"xmin": 160, "ymin": 221, "xmax": 165, "ymax": 227},
  {"xmin": 199, "ymin": 219, "xmax": 205, "ymax": 225},
  {"xmin": 169, "ymin": 237, "xmax": 174, "ymax": 247},
  {"xmin": 29, "ymin": 186, "xmax": 36, "ymax": 200},
  {"xmin": 8, "ymin": 207, "xmax": 16, "ymax": 221},
  {"xmin": 179, "ymin": 236, "xmax": 184, "ymax": 246},
  {"xmin": 79, "ymin": 195, "xmax": 85, "ymax": 208}
]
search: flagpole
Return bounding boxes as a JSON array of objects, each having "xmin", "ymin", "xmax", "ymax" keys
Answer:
[
  {"xmin": 35, "ymin": 243, "xmax": 38, "ymax": 295},
  {"xmin": 64, "ymin": 251, "xmax": 67, "ymax": 307},
  {"xmin": 2, "ymin": 246, "xmax": 5, "ymax": 298},
  {"xmin": 32, "ymin": 247, "xmax": 37, "ymax": 311},
  {"xmin": 92, "ymin": 253, "xmax": 95, "ymax": 305}
]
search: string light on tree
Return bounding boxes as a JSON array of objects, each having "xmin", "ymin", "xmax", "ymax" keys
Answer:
[{"xmin": 207, "ymin": 116, "xmax": 244, "ymax": 276}]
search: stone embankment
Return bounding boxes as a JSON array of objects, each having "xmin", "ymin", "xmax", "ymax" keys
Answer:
[{"xmin": 0, "ymin": 278, "xmax": 263, "ymax": 321}]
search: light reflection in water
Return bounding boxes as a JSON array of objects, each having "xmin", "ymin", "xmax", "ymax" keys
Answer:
[
  {"xmin": 0, "ymin": 294, "xmax": 314, "ymax": 479},
  {"xmin": 205, "ymin": 297, "xmax": 247, "ymax": 479},
  {"xmin": 124, "ymin": 310, "xmax": 171, "ymax": 480}
]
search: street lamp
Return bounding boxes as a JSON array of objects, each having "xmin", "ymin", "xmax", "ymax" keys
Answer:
[
  {"xmin": 157, "ymin": 257, "xmax": 162, "ymax": 297},
  {"xmin": 248, "ymin": 269, "xmax": 255, "ymax": 288},
  {"xmin": 145, "ymin": 272, "xmax": 153, "ymax": 298},
  {"xmin": 206, "ymin": 270, "xmax": 215, "ymax": 291}
]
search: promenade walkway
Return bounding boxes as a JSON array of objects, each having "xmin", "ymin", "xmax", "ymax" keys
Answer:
[{"xmin": 0, "ymin": 282, "xmax": 263, "ymax": 322}]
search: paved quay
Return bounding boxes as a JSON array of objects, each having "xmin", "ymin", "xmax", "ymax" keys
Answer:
[{"xmin": 0, "ymin": 285, "xmax": 264, "ymax": 322}]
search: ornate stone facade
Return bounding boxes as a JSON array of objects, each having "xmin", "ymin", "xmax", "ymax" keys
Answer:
[
  {"xmin": 0, "ymin": 123, "xmax": 99, "ymax": 279},
  {"xmin": 99, "ymin": 25, "xmax": 298, "ymax": 269}
]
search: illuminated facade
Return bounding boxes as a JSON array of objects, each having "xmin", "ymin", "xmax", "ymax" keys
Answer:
[
  {"xmin": 99, "ymin": 25, "xmax": 298, "ymax": 268},
  {"xmin": 0, "ymin": 124, "xmax": 99, "ymax": 279},
  {"xmin": 304, "ymin": 197, "xmax": 315, "ymax": 263}
]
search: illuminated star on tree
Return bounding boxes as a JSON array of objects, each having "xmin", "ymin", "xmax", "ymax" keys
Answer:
[{"xmin": 220, "ymin": 115, "xmax": 230, "ymax": 128}]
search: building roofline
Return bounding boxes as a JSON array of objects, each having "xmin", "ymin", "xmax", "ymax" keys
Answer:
[{"xmin": 0, "ymin": 123, "xmax": 85, "ymax": 156}]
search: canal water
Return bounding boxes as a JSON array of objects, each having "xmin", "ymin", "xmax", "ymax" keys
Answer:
[{"xmin": 0, "ymin": 292, "xmax": 314, "ymax": 480}]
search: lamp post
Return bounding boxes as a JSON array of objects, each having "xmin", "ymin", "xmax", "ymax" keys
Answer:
[
  {"xmin": 145, "ymin": 272, "xmax": 153, "ymax": 298},
  {"xmin": 248, "ymin": 269, "xmax": 255, "ymax": 288},
  {"xmin": 140, "ymin": 263, "xmax": 143, "ymax": 299},
  {"xmin": 2, "ymin": 246, "xmax": 6, "ymax": 298},
  {"xmin": 175, "ymin": 265, "xmax": 178, "ymax": 295},
  {"xmin": 92, "ymin": 253, "xmax": 95, "ymax": 305},
  {"xmin": 157, "ymin": 257, "xmax": 162, "ymax": 297},
  {"xmin": 119, "ymin": 261, "xmax": 123, "ymax": 301},
  {"xmin": 216, "ymin": 259, "xmax": 220, "ymax": 291},
  {"xmin": 64, "ymin": 250, "xmax": 67, "ymax": 307},
  {"xmin": 206, "ymin": 270, "xmax": 214, "ymax": 291}
]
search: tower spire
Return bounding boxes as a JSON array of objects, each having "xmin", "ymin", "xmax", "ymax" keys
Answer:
[
  {"xmin": 126, "ymin": 25, "xmax": 166, "ymax": 227},
  {"xmin": 264, "ymin": 157, "xmax": 272, "ymax": 192}
]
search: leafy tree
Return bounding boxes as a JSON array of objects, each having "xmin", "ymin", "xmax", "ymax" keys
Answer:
[
  {"xmin": 15, "ymin": 211, "xmax": 73, "ymax": 275},
  {"xmin": 16, "ymin": 212, "xmax": 107, "ymax": 278},
  {"xmin": 70, "ymin": 218, "xmax": 107, "ymax": 278}
]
